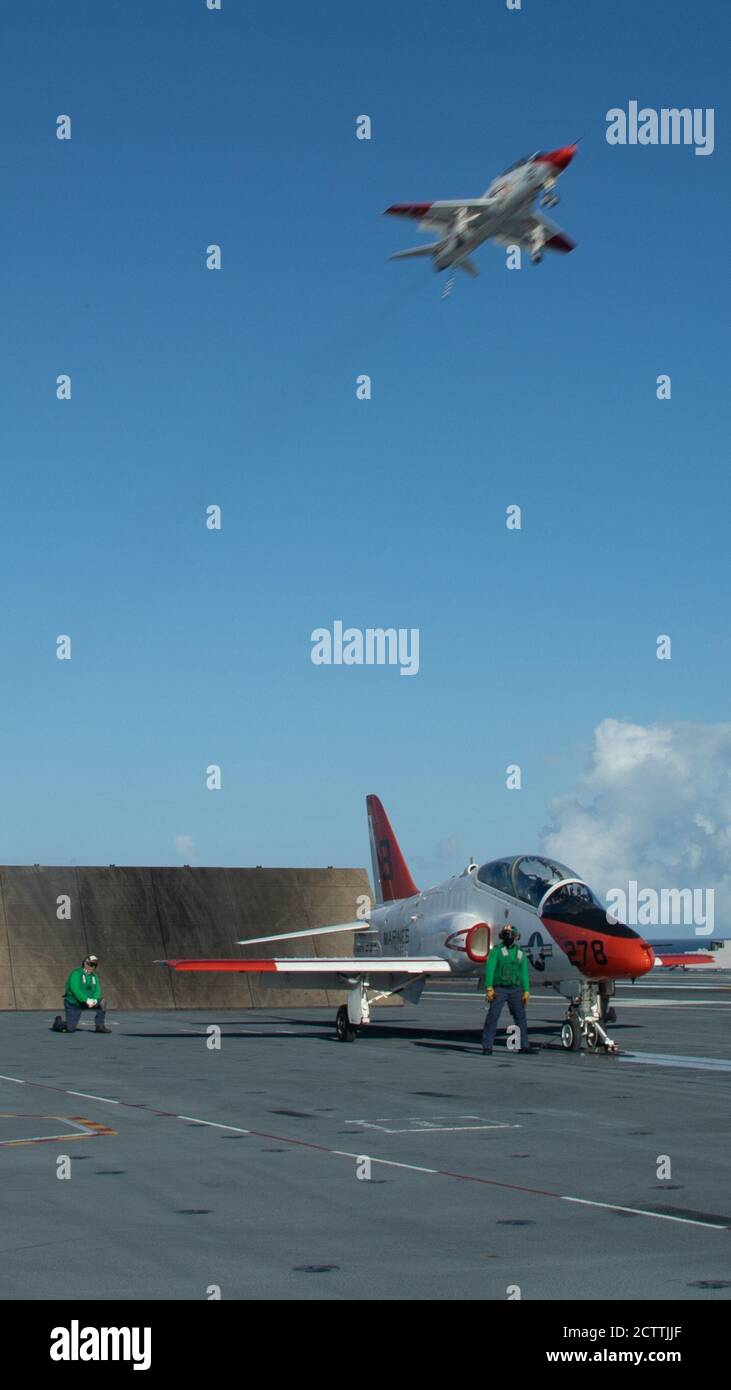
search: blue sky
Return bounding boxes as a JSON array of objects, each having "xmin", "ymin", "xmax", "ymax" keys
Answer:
[{"xmin": 0, "ymin": 0, "xmax": 728, "ymax": 887}]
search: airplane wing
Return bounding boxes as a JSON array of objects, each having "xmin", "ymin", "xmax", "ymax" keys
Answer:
[
  {"xmin": 158, "ymin": 956, "xmax": 450, "ymax": 975},
  {"xmin": 385, "ymin": 200, "xmax": 489, "ymax": 222},
  {"xmin": 496, "ymin": 209, "xmax": 576, "ymax": 253},
  {"xmin": 385, "ymin": 200, "xmax": 489, "ymax": 234}
]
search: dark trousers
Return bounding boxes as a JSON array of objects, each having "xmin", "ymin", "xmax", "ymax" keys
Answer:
[
  {"xmin": 64, "ymin": 998, "xmax": 107, "ymax": 1032},
  {"xmin": 482, "ymin": 986, "xmax": 528, "ymax": 1050}
]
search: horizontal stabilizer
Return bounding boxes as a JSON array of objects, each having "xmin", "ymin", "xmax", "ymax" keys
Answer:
[
  {"xmin": 237, "ymin": 921, "xmax": 370, "ymax": 946},
  {"xmin": 388, "ymin": 243, "xmax": 440, "ymax": 261}
]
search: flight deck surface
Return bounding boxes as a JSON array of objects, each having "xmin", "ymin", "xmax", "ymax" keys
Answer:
[{"xmin": 1, "ymin": 973, "xmax": 729, "ymax": 1301}]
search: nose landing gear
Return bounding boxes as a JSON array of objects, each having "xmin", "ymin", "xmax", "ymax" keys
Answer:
[{"xmin": 560, "ymin": 980, "xmax": 619, "ymax": 1054}]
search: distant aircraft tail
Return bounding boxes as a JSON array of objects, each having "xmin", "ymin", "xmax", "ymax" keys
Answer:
[{"xmin": 366, "ymin": 794, "xmax": 419, "ymax": 904}]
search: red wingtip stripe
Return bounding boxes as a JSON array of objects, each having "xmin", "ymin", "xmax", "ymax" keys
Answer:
[
  {"xmin": 385, "ymin": 203, "xmax": 433, "ymax": 218},
  {"xmin": 162, "ymin": 959, "xmax": 278, "ymax": 973},
  {"xmin": 544, "ymin": 233, "xmax": 576, "ymax": 254}
]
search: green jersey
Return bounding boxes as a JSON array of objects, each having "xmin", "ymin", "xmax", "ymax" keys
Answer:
[
  {"xmin": 484, "ymin": 943, "xmax": 529, "ymax": 991},
  {"xmin": 64, "ymin": 966, "xmax": 102, "ymax": 1006}
]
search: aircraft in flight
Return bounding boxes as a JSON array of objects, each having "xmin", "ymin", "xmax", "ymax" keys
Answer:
[
  {"xmin": 385, "ymin": 143, "xmax": 578, "ymax": 278},
  {"xmin": 159, "ymin": 794, "xmax": 715, "ymax": 1055}
]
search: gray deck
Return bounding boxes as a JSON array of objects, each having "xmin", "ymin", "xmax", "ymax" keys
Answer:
[{"xmin": 1, "ymin": 973, "xmax": 730, "ymax": 1301}]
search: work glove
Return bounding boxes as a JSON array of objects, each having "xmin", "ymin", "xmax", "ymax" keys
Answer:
[
  {"xmin": 486, "ymin": 988, "xmax": 495, "ymax": 1003},
  {"xmin": 522, "ymin": 992, "xmax": 530, "ymax": 1005}
]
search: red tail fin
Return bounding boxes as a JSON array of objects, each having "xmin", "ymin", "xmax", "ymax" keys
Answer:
[{"xmin": 366, "ymin": 794, "xmax": 419, "ymax": 903}]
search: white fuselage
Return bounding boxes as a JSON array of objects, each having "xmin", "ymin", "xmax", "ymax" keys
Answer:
[
  {"xmin": 432, "ymin": 162, "xmax": 548, "ymax": 269},
  {"xmin": 356, "ymin": 868, "xmax": 562, "ymax": 987}
]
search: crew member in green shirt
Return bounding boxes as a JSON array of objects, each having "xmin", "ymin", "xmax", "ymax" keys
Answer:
[
  {"xmin": 481, "ymin": 925, "xmax": 538, "ymax": 1055},
  {"xmin": 53, "ymin": 955, "xmax": 111, "ymax": 1033}
]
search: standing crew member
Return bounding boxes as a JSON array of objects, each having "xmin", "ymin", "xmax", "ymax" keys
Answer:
[
  {"xmin": 482, "ymin": 926, "xmax": 538, "ymax": 1055},
  {"xmin": 53, "ymin": 955, "xmax": 111, "ymax": 1033}
]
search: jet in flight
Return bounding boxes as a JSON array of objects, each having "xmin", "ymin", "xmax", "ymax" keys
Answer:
[
  {"xmin": 385, "ymin": 143, "xmax": 578, "ymax": 277},
  {"xmin": 158, "ymin": 793, "xmax": 711, "ymax": 1056}
]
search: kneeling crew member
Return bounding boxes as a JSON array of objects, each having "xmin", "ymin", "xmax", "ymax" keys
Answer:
[
  {"xmin": 56, "ymin": 955, "xmax": 111, "ymax": 1033},
  {"xmin": 482, "ymin": 926, "xmax": 537, "ymax": 1054}
]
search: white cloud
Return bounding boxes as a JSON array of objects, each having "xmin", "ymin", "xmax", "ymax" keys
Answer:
[{"xmin": 541, "ymin": 719, "xmax": 731, "ymax": 922}]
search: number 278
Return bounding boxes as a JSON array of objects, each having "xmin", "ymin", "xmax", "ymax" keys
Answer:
[{"xmin": 563, "ymin": 939, "xmax": 607, "ymax": 967}]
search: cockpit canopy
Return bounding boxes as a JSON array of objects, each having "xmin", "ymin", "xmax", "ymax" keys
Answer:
[
  {"xmin": 498, "ymin": 152, "xmax": 543, "ymax": 175},
  {"xmin": 476, "ymin": 855, "xmax": 603, "ymax": 911}
]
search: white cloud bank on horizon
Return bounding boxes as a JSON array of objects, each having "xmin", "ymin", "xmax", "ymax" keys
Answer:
[{"xmin": 541, "ymin": 719, "xmax": 731, "ymax": 922}]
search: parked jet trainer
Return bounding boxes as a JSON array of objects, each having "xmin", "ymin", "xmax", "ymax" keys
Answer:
[
  {"xmin": 386, "ymin": 143, "xmax": 578, "ymax": 277},
  {"xmin": 158, "ymin": 794, "xmax": 713, "ymax": 1055}
]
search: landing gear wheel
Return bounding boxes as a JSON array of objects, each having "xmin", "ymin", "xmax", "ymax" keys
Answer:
[
  {"xmin": 561, "ymin": 1019, "xmax": 581, "ymax": 1051},
  {"xmin": 585, "ymin": 1022, "xmax": 600, "ymax": 1052},
  {"xmin": 335, "ymin": 1006, "xmax": 355, "ymax": 1042}
]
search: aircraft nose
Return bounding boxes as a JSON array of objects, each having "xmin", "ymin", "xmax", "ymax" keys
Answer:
[
  {"xmin": 616, "ymin": 934, "xmax": 656, "ymax": 978},
  {"xmin": 584, "ymin": 931, "xmax": 655, "ymax": 980},
  {"xmin": 538, "ymin": 143, "xmax": 578, "ymax": 171},
  {"xmin": 541, "ymin": 907, "xmax": 655, "ymax": 979}
]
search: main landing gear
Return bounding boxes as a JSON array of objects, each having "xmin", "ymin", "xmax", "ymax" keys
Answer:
[
  {"xmin": 335, "ymin": 1006, "xmax": 357, "ymax": 1042},
  {"xmin": 334, "ymin": 977, "xmax": 425, "ymax": 1041},
  {"xmin": 541, "ymin": 176, "xmax": 560, "ymax": 210},
  {"xmin": 335, "ymin": 981, "xmax": 371, "ymax": 1042},
  {"xmin": 560, "ymin": 980, "xmax": 619, "ymax": 1054}
]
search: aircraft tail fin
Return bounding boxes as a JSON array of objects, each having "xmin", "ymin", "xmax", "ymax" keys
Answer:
[{"xmin": 366, "ymin": 794, "xmax": 419, "ymax": 904}]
